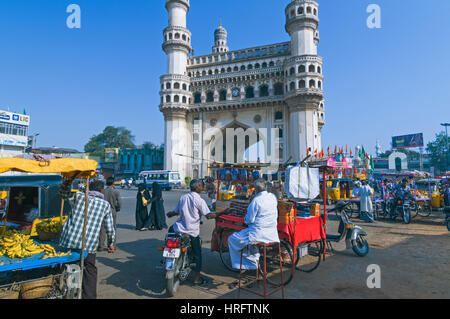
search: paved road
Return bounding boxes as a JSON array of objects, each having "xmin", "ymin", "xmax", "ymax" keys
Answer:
[{"xmin": 96, "ymin": 188, "xmax": 450, "ymax": 299}]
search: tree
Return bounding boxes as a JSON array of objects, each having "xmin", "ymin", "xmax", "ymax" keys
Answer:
[
  {"xmin": 84, "ymin": 126, "xmax": 136, "ymax": 157},
  {"xmin": 427, "ymin": 132, "xmax": 448, "ymax": 174},
  {"xmin": 378, "ymin": 149, "xmax": 420, "ymax": 160},
  {"xmin": 142, "ymin": 142, "xmax": 157, "ymax": 150}
]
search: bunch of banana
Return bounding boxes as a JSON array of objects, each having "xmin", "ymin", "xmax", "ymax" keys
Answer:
[
  {"xmin": 39, "ymin": 244, "xmax": 56, "ymax": 254},
  {"xmin": 36, "ymin": 220, "xmax": 63, "ymax": 233},
  {"xmin": 40, "ymin": 250, "xmax": 71, "ymax": 260},
  {"xmin": 0, "ymin": 232, "xmax": 44, "ymax": 258},
  {"xmin": 39, "ymin": 244, "xmax": 71, "ymax": 259}
]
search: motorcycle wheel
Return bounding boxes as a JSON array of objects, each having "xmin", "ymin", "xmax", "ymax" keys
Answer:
[
  {"xmin": 403, "ymin": 208, "xmax": 411, "ymax": 224},
  {"xmin": 218, "ymin": 231, "xmax": 239, "ymax": 273},
  {"xmin": 352, "ymin": 235, "xmax": 369, "ymax": 257},
  {"xmin": 259, "ymin": 240, "xmax": 293, "ymax": 287},
  {"xmin": 166, "ymin": 257, "xmax": 183, "ymax": 297},
  {"xmin": 294, "ymin": 240, "xmax": 323, "ymax": 273}
]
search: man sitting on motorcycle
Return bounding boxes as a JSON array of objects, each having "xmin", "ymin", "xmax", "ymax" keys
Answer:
[
  {"xmin": 167, "ymin": 179, "xmax": 224, "ymax": 286},
  {"xmin": 391, "ymin": 179, "xmax": 411, "ymax": 215}
]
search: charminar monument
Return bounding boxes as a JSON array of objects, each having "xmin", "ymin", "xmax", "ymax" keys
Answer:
[{"xmin": 159, "ymin": 0, "xmax": 325, "ymax": 180}]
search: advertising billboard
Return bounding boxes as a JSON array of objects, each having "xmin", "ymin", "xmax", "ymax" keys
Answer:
[
  {"xmin": 392, "ymin": 133, "xmax": 424, "ymax": 149},
  {"xmin": 105, "ymin": 148, "xmax": 119, "ymax": 163},
  {"xmin": 0, "ymin": 110, "xmax": 30, "ymax": 126},
  {"xmin": 0, "ymin": 133, "xmax": 28, "ymax": 147}
]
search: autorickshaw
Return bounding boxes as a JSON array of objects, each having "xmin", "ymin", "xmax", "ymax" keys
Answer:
[{"xmin": 327, "ymin": 178, "xmax": 355, "ymax": 202}]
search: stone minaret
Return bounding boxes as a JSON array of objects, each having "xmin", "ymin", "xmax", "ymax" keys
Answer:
[
  {"xmin": 212, "ymin": 21, "xmax": 229, "ymax": 53},
  {"xmin": 284, "ymin": 0, "xmax": 324, "ymax": 161},
  {"xmin": 160, "ymin": 0, "xmax": 192, "ymax": 180}
]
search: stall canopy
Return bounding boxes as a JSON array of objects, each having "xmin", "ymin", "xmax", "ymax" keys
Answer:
[{"xmin": 0, "ymin": 158, "xmax": 98, "ymax": 178}]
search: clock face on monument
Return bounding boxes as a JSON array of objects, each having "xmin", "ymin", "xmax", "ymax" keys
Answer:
[{"xmin": 232, "ymin": 89, "xmax": 240, "ymax": 97}]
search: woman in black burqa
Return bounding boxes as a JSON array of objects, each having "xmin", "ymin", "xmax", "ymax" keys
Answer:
[
  {"xmin": 149, "ymin": 182, "xmax": 167, "ymax": 230},
  {"xmin": 136, "ymin": 184, "xmax": 151, "ymax": 231}
]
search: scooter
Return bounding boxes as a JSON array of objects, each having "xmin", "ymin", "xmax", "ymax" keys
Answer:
[
  {"xmin": 326, "ymin": 201, "xmax": 370, "ymax": 257},
  {"xmin": 159, "ymin": 229, "xmax": 198, "ymax": 297}
]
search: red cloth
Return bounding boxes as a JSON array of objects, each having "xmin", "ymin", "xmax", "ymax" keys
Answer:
[
  {"xmin": 215, "ymin": 214, "xmax": 325, "ymax": 249},
  {"xmin": 277, "ymin": 216, "xmax": 325, "ymax": 248}
]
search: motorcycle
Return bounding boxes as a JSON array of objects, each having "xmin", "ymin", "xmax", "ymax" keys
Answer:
[
  {"xmin": 390, "ymin": 195, "xmax": 412, "ymax": 224},
  {"xmin": 326, "ymin": 201, "xmax": 370, "ymax": 257},
  {"xmin": 160, "ymin": 229, "xmax": 197, "ymax": 297},
  {"xmin": 444, "ymin": 206, "xmax": 450, "ymax": 232}
]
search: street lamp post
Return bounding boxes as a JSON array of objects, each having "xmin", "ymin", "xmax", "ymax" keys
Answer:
[
  {"xmin": 33, "ymin": 133, "xmax": 40, "ymax": 149},
  {"xmin": 441, "ymin": 123, "xmax": 450, "ymax": 172}
]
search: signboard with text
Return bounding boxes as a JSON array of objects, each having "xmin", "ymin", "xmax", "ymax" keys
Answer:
[
  {"xmin": 392, "ymin": 133, "xmax": 424, "ymax": 149},
  {"xmin": 0, "ymin": 133, "xmax": 28, "ymax": 147},
  {"xmin": 0, "ymin": 110, "xmax": 30, "ymax": 126},
  {"xmin": 105, "ymin": 148, "xmax": 119, "ymax": 163}
]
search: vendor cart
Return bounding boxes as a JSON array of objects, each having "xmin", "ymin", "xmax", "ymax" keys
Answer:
[
  {"xmin": 0, "ymin": 158, "xmax": 97, "ymax": 299},
  {"xmin": 210, "ymin": 162, "xmax": 328, "ymax": 287}
]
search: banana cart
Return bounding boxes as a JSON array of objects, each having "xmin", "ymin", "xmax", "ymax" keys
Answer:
[{"xmin": 0, "ymin": 158, "xmax": 97, "ymax": 299}]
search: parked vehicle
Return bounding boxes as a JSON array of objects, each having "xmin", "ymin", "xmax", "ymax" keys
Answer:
[
  {"xmin": 390, "ymin": 195, "xmax": 412, "ymax": 224},
  {"xmin": 137, "ymin": 170, "xmax": 181, "ymax": 191},
  {"xmin": 326, "ymin": 201, "xmax": 369, "ymax": 257},
  {"xmin": 444, "ymin": 206, "xmax": 450, "ymax": 232},
  {"xmin": 160, "ymin": 229, "xmax": 197, "ymax": 297}
]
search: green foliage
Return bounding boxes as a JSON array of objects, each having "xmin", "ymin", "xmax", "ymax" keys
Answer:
[
  {"xmin": 378, "ymin": 149, "xmax": 421, "ymax": 160},
  {"xmin": 185, "ymin": 176, "xmax": 192, "ymax": 187},
  {"xmin": 427, "ymin": 131, "xmax": 449, "ymax": 173},
  {"xmin": 142, "ymin": 142, "xmax": 164, "ymax": 150},
  {"xmin": 84, "ymin": 126, "xmax": 136, "ymax": 157}
]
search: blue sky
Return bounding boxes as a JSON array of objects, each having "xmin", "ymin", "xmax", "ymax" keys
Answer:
[{"xmin": 0, "ymin": 0, "xmax": 449, "ymax": 155}]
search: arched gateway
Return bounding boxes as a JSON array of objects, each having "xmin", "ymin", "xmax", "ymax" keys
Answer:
[{"xmin": 160, "ymin": 0, "xmax": 325, "ymax": 180}]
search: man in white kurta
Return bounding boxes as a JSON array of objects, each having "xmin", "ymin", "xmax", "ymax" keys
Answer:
[
  {"xmin": 359, "ymin": 181, "xmax": 374, "ymax": 222},
  {"xmin": 228, "ymin": 179, "xmax": 280, "ymax": 270}
]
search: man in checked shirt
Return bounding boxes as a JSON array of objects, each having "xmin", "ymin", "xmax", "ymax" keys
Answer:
[{"xmin": 59, "ymin": 178, "xmax": 116, "ymax": 299}]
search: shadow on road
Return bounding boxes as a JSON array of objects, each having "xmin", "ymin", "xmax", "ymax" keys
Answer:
[{"xmin": 116, "ymin": 224, "xmax": 137, "ymax": 231}]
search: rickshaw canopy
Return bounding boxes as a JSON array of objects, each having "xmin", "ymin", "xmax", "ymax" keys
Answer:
[{"xmin": 0, "ymin": 158, "xmax": 98, "ymax": 179}]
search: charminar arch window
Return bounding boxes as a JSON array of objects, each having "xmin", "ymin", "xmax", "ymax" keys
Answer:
[{"xmin": 274, "ymin": 83, "xmax": 284, "ymax": 95}]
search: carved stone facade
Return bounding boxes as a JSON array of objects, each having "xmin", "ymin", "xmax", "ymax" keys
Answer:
[{"xmin": 160, "ymin": 0, "xmax": 325, "ymax": 180}]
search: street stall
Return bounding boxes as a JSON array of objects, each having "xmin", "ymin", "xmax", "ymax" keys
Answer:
[
  {"xmin": 211, "ymin": 160, "xmax": 328, "ymax": 286},
  {"xmin": 415, "ymin": 179, "xmax": 442, "ymax": 210},
  {"xmin": 0, "ymin": 158, "xmax": 97, "ymax": 299}
]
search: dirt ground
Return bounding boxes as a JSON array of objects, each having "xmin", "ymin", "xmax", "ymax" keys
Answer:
[
  {"xmin": 96, "ymin": 190, "xmax": 449, "ymax": 299},
  {"xmin": 226, "ymin": 210, "xmax": 450, "ymax": 299},
  {"xmin": 173, "ymin": 210, "xmax": 450, "ymax": 299}
]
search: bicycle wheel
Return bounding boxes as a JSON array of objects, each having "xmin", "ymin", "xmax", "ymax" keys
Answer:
[
  {"xmin": 258, "ymin": 240, "xmax": 293, "ymax": 287},
  {"xmin": 218, "ymin": 230, "xmax": 239, "ymax": 273},
  {"xmin": 417, "ymin": 202, "xmax": 432, "ymax": 217},
  {"xmin": 295, "ymin": 240, "xmax": 323, "ymax": 273},
  {"xmin": 411, "ymin": 201, "xmax": 420, "ymax": 218}
]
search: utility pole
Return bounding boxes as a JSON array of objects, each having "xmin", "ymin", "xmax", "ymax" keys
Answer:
[{"xmin": 441, "ymin": 123, "xmax": 450, "ymax": 172}]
